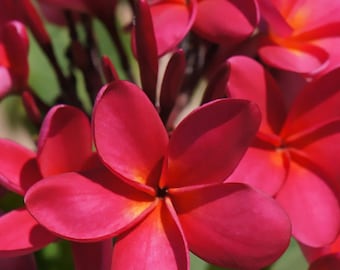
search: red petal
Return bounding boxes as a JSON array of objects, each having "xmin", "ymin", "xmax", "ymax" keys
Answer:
[
  {"xmin": 258, "ymin": 43, "xmax": 329, "ymax": 75},
  {"xmin": 3, "ymin": 21, "xmax": 29, "ymax": 87},
  {"xmin": 0, "ymin": 139, "xmax": 41, "ymax": 195},
  {"xmin": 257, "ymin": 0, "xmax": 293, "ymax": 37},
  {"xmin": 281, "ymin": 68, "xmax": 340, "ymax": 139},
  {"xmin": 112, "ymin": 199, "xmax": 189, "ymax": 270},
  {"xmin": 150, "ymin": 0, "xmax": 196, "ymax": 55},
  {"xmin": 93, "ymin": 81, "xmax": 168, "ymax": 188},
  {"xmin": 71, "ymin": 240, "xmax": 112, "ymax": 270},
  {"xmin": 227, "ymin": 55, "xmax": 287, "ymax": 135},
  {"xmin": 164, "ymin": 98, "xmax": 260, "ymax": 188},
  {"xmin": 193, "ymin": 0, "xmax": 258, "ymax": 44},
  {"xmin": 134, "ymin": 0, "xmax": 158, "ymax": 103},
  {"xmin": 0, "ymin": 208, "xmax": 56, "ymax": 257},
  {"xmin": 289, "ymin": 120, "xmax": 340, "ymax": 187},
  {"xmin": 170, "ymin": 182, "xmax": 291, "ymax": 270},
  {"xmin": 25, "ymin": 170, "xmax": 156, "ymax": 241},
  {"xmin": 227, "ymin": 145, "xmax": 288, "ymax": 196},
  {"xmin": 276, "ymin": 160, "xmax": 340, "ymax": 247},
  {"xmin": 37, "ymin": 105, "xmax": 93, "ymax": 177}
]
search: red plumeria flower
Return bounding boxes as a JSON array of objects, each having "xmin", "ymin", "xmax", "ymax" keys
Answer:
[
  {"xmin": 25, "ymin": 80, "xmax": 291, "ymax": 270},
  {"xmin": 0, "ymin": 21, "xmax": 29, "ymax": 98},
  {"xmin": 193, "ymin": 0, "xmax": 259, "ymax": 45},
  {"xmin": 226, "ymin": 55, "xmax": 340, "ymax": 247},
  {"xmin": 257, "ymin": 0, "xmax": 340, "ymax": 75},
  {"xmin": 0, "ymin": 105, "xmax": 112, "ymax": 269}
]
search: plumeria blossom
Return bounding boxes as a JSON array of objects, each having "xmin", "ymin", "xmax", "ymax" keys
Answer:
[
  {"xmin": 257, "ymin": 0, "xmax": 340, "ymax": 75},
  {"xmin": 226, "ymin": 55, "xmax": 340, "ymax": 247},
  {"xmin": 25, "ymin": 80, "xmax": 291, "ymax": 270},
  {"xmin": 0, "ymin": 105, "xmax": 112, "ymax": 270},
  {"xmin": 0, "ymin": 21, "xmax": 29, "ymax": 98}
]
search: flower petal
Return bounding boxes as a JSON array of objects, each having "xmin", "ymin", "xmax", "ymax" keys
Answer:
[
  {"xmin": 134, "ymin": 0, "xmax": 158, "ymax": 103},
  {"xmin": 71, "ymin": 240, "xmax": 112, "ymax": 270},
  {"xmin": 165, "ymin": 98, "xmax": 260, "ymax": 188},
  {"xmin": 37, "ymin": 105, "xmax": 93, "ymax": 177},
  {"xmin": 289, "ymin": 120, "xmax": 340, "ymax": 189},
  {"xmin": 276, "ymin": 160, "xmax": 340, "ymax": 247},
  {"xmin": 227, "ymin": 55, "xmax": 287, "ymax": 135},
  {"xmin": 257, "ymin": 0, "xmax": 293, "ymax": 37},
  {"xmin": 0, "ymin": 139, "xmax": 41, "ymax": 195},
  {"xmin": 112, "ymin": 199, "xmax": 189, "ymax": 270},
  {"xmin": 170, "ymin": 182, "xmax": 291, "ymax": 270},
  {"xmin": 227, "ymin": 142, "xmax": 288, "ymax": 196},
  {"xmin": 25, "ymin": 169, "xmax": 156, "ymax": 241},
  {"xmin": 0, "ymin": 208, "xmax": 56, "ymax": 257},
  {"xmin": 193, "ymin": 0, "xmax": 258, "ymax": 44},
  {"xmin": 258, "ymin": 43, "xmax": 329, "ymax": 75},
  {"xmin": 150, "ymin": 0, "xmax": 196, "ymax": 55},
  {"xmin": 93, "ymin": 81, "xmax": 168, "ymax": 188},
  {"xmin": 2, "ymin": 21, "xmax": 29, "ymax": 90},
  {"xmin": 281, "ymin": 68, "xmax": 340, "ymax": 139}
]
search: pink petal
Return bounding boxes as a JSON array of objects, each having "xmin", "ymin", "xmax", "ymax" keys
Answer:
[
  {"xmin": 258, "ymin": 43, "xmax": 329, "ymax": 74},
  {"xmin": 0, "ymin": 139, "xmax": 41, "ymax": 195},
  {"xmin": 276, "ymin": 0, "xmax": 340, "ymax": 36},
  {"xmin": 170, "ymin": 182, "xmax": 291, "ymax": 270},
  {"xmin": 288, "ymin": 120, "xmax": 340, "ymax": 189},
  {"xmin": 93, "ymin": 81, "xmax": 168, "ymax": 189},
  {"xmin": 71, "ymin": 240, "xmax": 112, "ymax": 270},
  {"xmin": 0, "ymin": 254, "xmax": 36, "ymax": 270},
  {"xmin": 314, "ymin": 37, "xmax": 340, "ymax": 76},
  {"xmin": 25, "ymin": 169, "xmax": 156, "ymax": 241},
  {"xmin": 309, "ymin": 253, "xmax": 340, "ymax": 270},
  {"xmin": 0, "ymin": 208, "xmax": 56, "ymax": 257},
  {"xmin": 227, "ymin": 142, "xmax": 288, "ymax": 196},
  {"xmin": 193, "ymin": 0, "xmax": 258, "ymax": 44},
  {"xmin": 281, "ymin": 68, "xmax": 340, "ymax": 139},
  {"xmin": 227, "ymin": 55, "xmax": 287, "ymax": 135},
  {"xmin": 276, "ymin": 160, "xmax": 340, "ymax": 247},
  {"xmin": 150, "ymin": 0, "xmax": 196, "ymax": 55},
  {"xmin": 112, "ymin": 199, "xmax": 189, "ymax": 270},
  {"xmin": 37, "ymin": 105, "xmax": 93, "ymax": 177},
  {"xmin": 164, "ymin": 98, "xmax": 261, "ymax": 188}
]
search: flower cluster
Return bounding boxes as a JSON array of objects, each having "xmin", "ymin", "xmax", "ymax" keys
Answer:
[{"xmin": 0, "ymin": 1, "xmax": 340, "ymax": 270}]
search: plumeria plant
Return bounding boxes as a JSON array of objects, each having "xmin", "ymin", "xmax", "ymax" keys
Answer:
[{"xmin": 0, "ymin": 1, "xmax": 340, "ymax": 270}]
